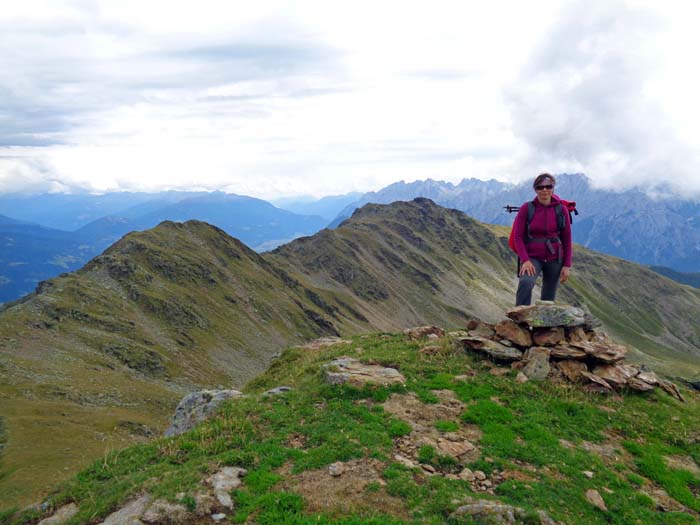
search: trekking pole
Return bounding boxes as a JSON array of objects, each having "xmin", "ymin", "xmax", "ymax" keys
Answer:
[{"xmin": 503, "ymin": 205, "xmax": 519, "ymax": 213}]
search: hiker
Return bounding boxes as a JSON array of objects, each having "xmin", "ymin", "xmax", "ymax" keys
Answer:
[{"xmin": 512, "ymin": 173, "xmax": 572, "ymax": 306}]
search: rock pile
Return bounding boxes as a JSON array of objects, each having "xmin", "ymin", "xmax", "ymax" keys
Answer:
[{"xmin": 451, "ymin": 303, "xmax": 684, "ymax": 401}]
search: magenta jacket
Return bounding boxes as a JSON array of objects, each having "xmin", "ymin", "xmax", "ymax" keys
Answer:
[{"xmin": 512, "ymin": 195, "xmax": 572, "ymax": 267}]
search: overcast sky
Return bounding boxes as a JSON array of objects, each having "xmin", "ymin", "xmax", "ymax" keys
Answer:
[{"xmin": 1, "ymin": 0, "xmax": 698, "ymax": 198}]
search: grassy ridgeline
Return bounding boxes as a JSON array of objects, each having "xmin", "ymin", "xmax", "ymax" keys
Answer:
[{"xmin": 3, "ymin": 333, "xmax": 699, "ymax": 525}]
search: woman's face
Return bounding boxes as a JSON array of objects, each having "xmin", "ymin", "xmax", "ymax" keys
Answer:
[{"xmin": 535, "ymin": 180, "xmax": 554, "ymax": 200}]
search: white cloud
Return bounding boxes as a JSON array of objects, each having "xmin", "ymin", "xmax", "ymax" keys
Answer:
[
  {"xmin": 0, "ymin": 0, "xmax": 698, "ymax": 198},
  {"xmin": 505, "ymin": 0, "xmax": 700, "ymax": 195}
]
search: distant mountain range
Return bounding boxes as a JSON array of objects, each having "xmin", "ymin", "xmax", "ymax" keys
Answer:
[
  {"xmin": 0, "ymin": 192, "xmax": 329, "ymax": 303},
  {"xmin": 332, "ymin": 174, "xmax": 700, "ymax": 274},
  {"xmin": 2, "ymin": 198, "xmax": 700, "ymax": 503},
  {"xmin": 2, "ymin": 174, "xmax": 700, "ymax": 305}
]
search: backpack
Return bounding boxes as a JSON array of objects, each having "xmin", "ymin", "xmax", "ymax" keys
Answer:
[{"xmin": 507, "ymin": 198, "xmax": 577, "ymax": 254}]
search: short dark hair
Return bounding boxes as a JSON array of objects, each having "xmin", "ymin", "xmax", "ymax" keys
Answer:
[{"xmin": 533, "ymin": 173, "xmax": 555, "ymax": 189}]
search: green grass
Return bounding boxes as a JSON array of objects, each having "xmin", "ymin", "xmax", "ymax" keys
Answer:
[{"xmin": 2, "ymin": 332, "xmax": 700, "ymax": 524}]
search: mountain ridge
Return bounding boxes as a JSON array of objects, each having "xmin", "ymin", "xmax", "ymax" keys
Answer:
[{"xmin": 2, "ymin": 199, "xmax": 700, "ymax": 505}]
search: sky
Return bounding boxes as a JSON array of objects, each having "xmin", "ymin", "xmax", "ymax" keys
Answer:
[{"xmin": 1, "ymin": 0, "xmax": 699, "ymax": 199}]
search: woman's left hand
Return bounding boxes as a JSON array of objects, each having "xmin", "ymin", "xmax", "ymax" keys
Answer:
[{"xmin": 560, "ymin": 266, "xmax": 570, "ymax": 283}]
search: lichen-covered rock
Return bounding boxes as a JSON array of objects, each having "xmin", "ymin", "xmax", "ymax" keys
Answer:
[
  {"xmin": 207, "ymin": 467, "xmax": 247, "ymax": 509},
  {"xmin": 585, "ymin": 489, "xmax": 608, "ymax": 511},
  {"xmin": 263, "ymin": 386, "xmax": 292, "ymax": 396},
  {"xmin": 457, "ymin": 336, "xmax": 523, "ymax": 362},
  {"xmin": 38, "ymin": 504, "xmax": 78, "ymax": 525},
  {"xmin": 98, "ymin": 495, "xmax": 150, "ymax": 525},
  {"xmin": 165, "ymin": 390, "xmax": 243, "ymax": 437},
  {"xmin": 404, "ymin": 326, "xmax": 445, "ymax": 340},
  {"xmin": 532, "ymin": 327, "xmax": 565, "ymax": 346},
  {"xmin": 521, "ymin": 347, "xmax": 551, "ymax": 381},
  {"xmin": 506, "ymin": 304, "xmax": 586, "ymax": 328},
  {"xmin": 450, "ymin": 499, "xmax": 558, "ymax": 524},
  {"xmin": 323, "ymin": 357, "xmax": 405, "ymax": 386},
  {"xmin": 467, "ymin": 320, "xmax": 497, "ymax": 339},
  {"xmin": 141, "ymin": 500, "xmax": 189, "ymax": 525},
  {"xmin": 495, "ymin": 319, "xmax": 533, "ymax": 347}
]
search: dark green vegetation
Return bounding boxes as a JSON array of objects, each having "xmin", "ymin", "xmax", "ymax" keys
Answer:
[
  {"xmin": 650, "ymin": 266, "xmax": 700, "ymax": 289},
  {"xmin": 4, "ymin": 333, "xmax": 699, "ymax": 524},
  {"xmin": 2, "ymin": 198, "xmax": 700, "ymax": 505}
]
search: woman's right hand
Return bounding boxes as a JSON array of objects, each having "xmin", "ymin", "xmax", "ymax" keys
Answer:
[{"xmin": 519, "ymin": 260, "xmax": 536, "ymax": 277}]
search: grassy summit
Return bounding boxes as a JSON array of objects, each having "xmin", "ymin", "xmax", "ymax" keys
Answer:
[{"xmin": 3, "ymin": 331, "xmax": 698, "ymax": 524}]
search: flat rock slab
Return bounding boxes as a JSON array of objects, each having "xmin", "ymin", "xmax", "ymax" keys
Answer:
[
  {"xmin": 586, "ymin": 489, "xmax": 608, "ymax": 511},
  {"xmin": 533, "ymin": 327, "xmax": 565, "ymax": 346},
  {"xmin": 98, "ymin": 495, "xmax": 150, "ymax": 525},
  {"xmin": 38, "ymin": 504, "xmax": 78, "ymax": 525},
  {"xmin": 507, "ymin": 304, "xmax": 586, "ymax": 328},
  {"xmin": 457, "ymin": 336, "xmax": 523, "ymax": 362},
  {"xmin": 323, "ymin": 357, "xmax": 405, "ymax": 386},
  {"xmin": 592, "ymin": 364, "xmax": 639, "ymax": 388},
  {"xmin": 569, "ymin": 341, "xmax": 627, "ymax": 364},
  {"xmin": 404, "ymin": 326, "xmax": 445, "ymax": 339},
  {"xmin": 522, "ymin": 347, "xmax": 551, "ymax": 381},
  {"xmin": 165, "ymin": 390, "xmax": 243, "ymax": 437},
  {"xmin": 557, "ymin": 360, "xmax": 588, "ymax": 382},
  {"xmin": 141, "ymin": 500, "xmax": 189, "ymax": 524},
  {"xmin": 550, "ymin": 345, "xmax": 588, "ymax": 360},
  {"xmin": 494, "ymin": 319, "xmax": 533, "ymax": 347},
  {"xmin": 298, "ymin": 337, "xmax": 352, "ymax": 350},
  {"xmin": 450, "ymin": 500, "xmax": 558, "ymax": 523}
]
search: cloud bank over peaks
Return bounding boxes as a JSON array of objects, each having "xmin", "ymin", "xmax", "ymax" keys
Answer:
[{"xmin": 505, "ymin": 0, "xmax": 700, "ymax": 197}]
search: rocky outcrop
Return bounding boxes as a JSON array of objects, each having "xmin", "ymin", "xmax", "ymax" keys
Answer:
[
  {"xmin": 455, "ymin": 336, "xmax": 523, "ymax": 362},
  {"xmin": 506, "ymin": 304, "xmax": 587, "ymax": 327},
  {"xmin": 455, "ymin": 304, "xmax": 684, "ymax": 399},
  {"xmin": 404, "ymin": 325, "xmax": 445, "ymax": 340},
  {"xmin": 86, "ymin": 466, "xmax": 246, "ymax": 525},
  {"xmin": 451, "ymin": 499, "xmax": 556, "ymax": 524},
  {"xmin": 37, "ymin": 504, "xmax": 78, "ymax": 525},
  {"xmin": 164, "ymin": 389, "xmax": 243, "ymax": 437},
  {"xmin": 322, "ymin": 357, "xmax": 405, "ymax": 386}
]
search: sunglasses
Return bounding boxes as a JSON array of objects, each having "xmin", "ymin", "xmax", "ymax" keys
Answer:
[{"xmin": 535, "ymin": 184, "xmax": 554, "ymax": 190}]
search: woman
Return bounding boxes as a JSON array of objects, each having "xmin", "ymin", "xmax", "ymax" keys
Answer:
[{"xmin": 512, "ymin": 173, "xmax": 572, "ymax": 306}]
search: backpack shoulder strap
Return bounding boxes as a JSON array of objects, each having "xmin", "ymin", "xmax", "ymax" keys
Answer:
[
  {"xmin": 526, "ymin": 201, "xmax": 535, "ymax": 239},
  {"xmin": 555, "ymin": 202, "xmax": 565, "ymax": 232}
]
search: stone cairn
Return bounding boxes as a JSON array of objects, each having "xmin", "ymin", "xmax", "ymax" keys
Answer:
[{"xmin": 448, "ymin": 303, "xmax": 685, "ymax": 402}]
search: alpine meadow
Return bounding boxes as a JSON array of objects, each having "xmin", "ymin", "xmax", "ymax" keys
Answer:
[{"xmin": 1, "ymin": 199, "xmax": 700, "ymax": 524}]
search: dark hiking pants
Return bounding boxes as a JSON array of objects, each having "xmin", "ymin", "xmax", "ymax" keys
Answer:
[{"xmin": 515, "ymin": 258, "xmax": 562, "ymax": 306}]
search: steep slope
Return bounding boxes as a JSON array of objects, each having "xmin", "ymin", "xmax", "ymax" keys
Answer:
[
  {"xmin": 271, "ymin": 198, "xmax": 517, "ymax": 329},
  {"xmin": 6, "ymin": 332, "xmax": 700, "ymax": 524},
  {"xmin": 3, "ymin": 200, "xmax": 700, "ymax": 506},
  {"xmin": 273, "ymin": 198, "xmax": 700, "ymax": 376},
  {"xmin": 332, "ymin": 174, "xmax": 700, "ymax": 272},
  {"xmin": 0, "ymin": 221, "xmax": 363, "ymax": 504}
]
